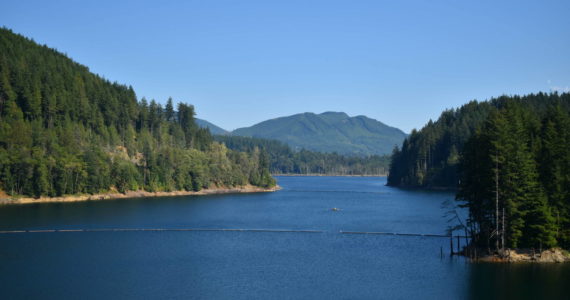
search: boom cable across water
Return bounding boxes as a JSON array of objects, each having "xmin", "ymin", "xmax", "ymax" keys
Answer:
[{"xmin": 0, "ymin": 228, "xmax": 466, "ymax": 238}]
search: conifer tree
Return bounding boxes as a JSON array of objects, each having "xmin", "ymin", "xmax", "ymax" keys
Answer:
[{"xmin": 165, "ymin": 97, "xmax": 175, "ymax": 122}]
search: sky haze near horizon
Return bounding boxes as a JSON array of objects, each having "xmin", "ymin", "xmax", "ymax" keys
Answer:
[{"xmin": 1, "ymin": 0, "xmax": 569, "ymax": 132}]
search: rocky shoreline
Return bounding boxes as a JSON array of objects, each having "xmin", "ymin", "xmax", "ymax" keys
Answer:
[
  {"xmin": 474, "ymin": 248, "xmax": 570, "ymax": 263},
  {"xmin": 0, "ymin": 185, "xmax": 281, "ymax": 205}
]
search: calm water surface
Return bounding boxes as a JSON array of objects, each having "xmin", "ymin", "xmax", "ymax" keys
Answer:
[{"xmin": 0, "ymin": 176, "xmax": 568, "ymax": 299}]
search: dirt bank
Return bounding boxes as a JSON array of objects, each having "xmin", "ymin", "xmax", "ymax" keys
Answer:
[
  {"xmin": 272, "ymin": 174, "xmax": 386, "ymax": 177},
  {"xmin": 0, "ymin": 185, "xmax": 281, "ymax": 205}
]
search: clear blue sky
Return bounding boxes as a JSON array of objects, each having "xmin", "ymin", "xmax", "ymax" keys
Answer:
[{"xmin": 1, "ymin": 0, "xmax": 569, "ymax": 132}]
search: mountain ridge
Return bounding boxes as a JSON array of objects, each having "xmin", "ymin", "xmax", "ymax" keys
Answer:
[
  {"xmin": 229, "ymin": 111, "xmax": 406, "ymax": 156},
  {"xmin": 196, "ymin": 118, "xmax": 229, "ymax": 135}
]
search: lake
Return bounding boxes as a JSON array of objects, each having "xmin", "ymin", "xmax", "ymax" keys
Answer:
[{"xmin": 0, "ymin": 176, "xmax": 568, "ymax": 299}]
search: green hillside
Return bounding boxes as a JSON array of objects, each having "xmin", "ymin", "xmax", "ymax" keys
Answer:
[
  {"xmin": 232, "ymin": 111, "xmax": 406, "ymax": 156},
  {"xmin": 215, "ymin": 135, "xmax": 390, "ymax": 175},
  {"xmin": 388, "ymin": 92, "xmax": 570, "ymax": 249},
  {"xmin": 388, "ymin": 93, "xmax": 570, "ymax": 189},
  {"xmin": 0, "ymin": 27, "xmax": 274, "ymax": 198}
]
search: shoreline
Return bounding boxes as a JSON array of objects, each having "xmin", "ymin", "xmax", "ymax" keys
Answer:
[
  {"xmin": 386, "ymin": 184, "xmax": 457, "ymax": 191},
  {"xmin": 0, "ymin": 185, "xmax": 281, "ymax": 205},
  {"xmin": 465, "ymin": 248, "xmax": 570, "ymax": 263},
  {"xmin": 272, "ymin": 174, "xmax": 386, "ymax": 177}
]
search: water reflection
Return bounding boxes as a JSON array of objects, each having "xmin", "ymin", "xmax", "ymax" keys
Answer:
[{"xmin": 467, "ymin": 262, "xmax": 570, "ymax": 300}]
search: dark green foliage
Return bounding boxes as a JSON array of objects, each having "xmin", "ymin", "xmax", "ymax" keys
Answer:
[
  {"xmin": 84, "ymin": 149, "xmax": 112, "ymax": 194},
  {"xmin": 232, "ymin": 111, "xmax": 407, "ymax": 156},
  {"xmin": 215, "ymin": 135, "xmax": 390, "ymax": 175},
  {"xmin": 165, "ymin": 97, "xmax": 175, "ymax": 122},
  {"xmin": 0, "ymin": 27, "xmax": 274, "ymax": 198},
  {"xmin": 111, "ymin": 159, "xmax": 141, "ymax": 193},
  {"xmin": 388, "ymin": 100, "xmax": 496, "ymax": 188},
  {"xmin": 388, "ymin": 93, "xmax": 570, "ymax": 189},
  {"xmin": 456, "ymin": 96, "xmax": 570, "ymax": 249}
]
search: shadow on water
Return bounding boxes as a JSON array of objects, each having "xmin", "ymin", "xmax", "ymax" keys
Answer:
[{"xmin": 467, "ymin": 262, "xmax": 570, "ymax": 300}]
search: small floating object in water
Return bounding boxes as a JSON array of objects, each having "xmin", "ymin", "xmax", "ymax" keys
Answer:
[{"xmin": 331, "ymin": 207, "xmax": 341, "ymax": 211}]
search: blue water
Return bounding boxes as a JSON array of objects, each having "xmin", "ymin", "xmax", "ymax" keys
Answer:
[{"xmin": 0, "ymin": 176, "xmax": 568, "ymax": 299}]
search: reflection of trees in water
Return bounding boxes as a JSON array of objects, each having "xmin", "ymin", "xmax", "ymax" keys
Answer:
[{"xmin": 467, "ymin": 263, "xmax": 570, "ymax": 300}]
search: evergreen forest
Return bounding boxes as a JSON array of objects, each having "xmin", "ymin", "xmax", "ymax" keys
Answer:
[
  {"xmin": 0, "ymin": 28, "xmax": 275, "ymax": 198},
  {"xmin": 388, "ymin": 93, "xmax": 570, "ymax": 249},
  {"xmin": 215, "ymin": 135, "xmax": 390, "ymax": 175},
  {"xmin": 458, "ymin": 100, "xmax": 570, "ymax": 249}
]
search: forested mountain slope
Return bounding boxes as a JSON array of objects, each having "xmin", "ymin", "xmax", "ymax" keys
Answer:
[
  {"xmin": 215, "ymin": 135, "xmax": 390, "ymax": 175},
  {"xmin": 388, "ymin": 92, "xmax": 570, "ymax": 249},
  {"xmin": 232, "ymin": 111, "xmax": 406, "ymax": 156},
  {"xmin": 0, "ymin": 27, "xmax": 274, "ymax": 198},
  {"xmin": 387, "ymin": 93, "xmax": 570, "ymax": 189}
]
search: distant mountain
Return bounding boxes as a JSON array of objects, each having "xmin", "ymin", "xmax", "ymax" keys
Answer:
[
  {"xmin": 196, "ymin": 118, "xmax": 229, "ymax": 135},
  {"xmin": 231, "ymin": 112, "xmax": 407, "ymax": 156}
]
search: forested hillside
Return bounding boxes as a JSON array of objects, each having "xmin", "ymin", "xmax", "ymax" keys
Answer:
[
  {"xmin": 387, "ymin": 93, "xmax": 570, "ymax": 189},
  {"xmin": 0, "ymin": 28, "xmax": 274, "ymax": 198},
  {"xmin": 387, "ymin": 92, "xmax": 570, "ymax": 249},
  {"xmin": 215, "ymin": 135, "xmax": 390, "ymax": 175},
  {"xmin": 232, "ymin": 111, "xmax": 406, "ymax": 156}
]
